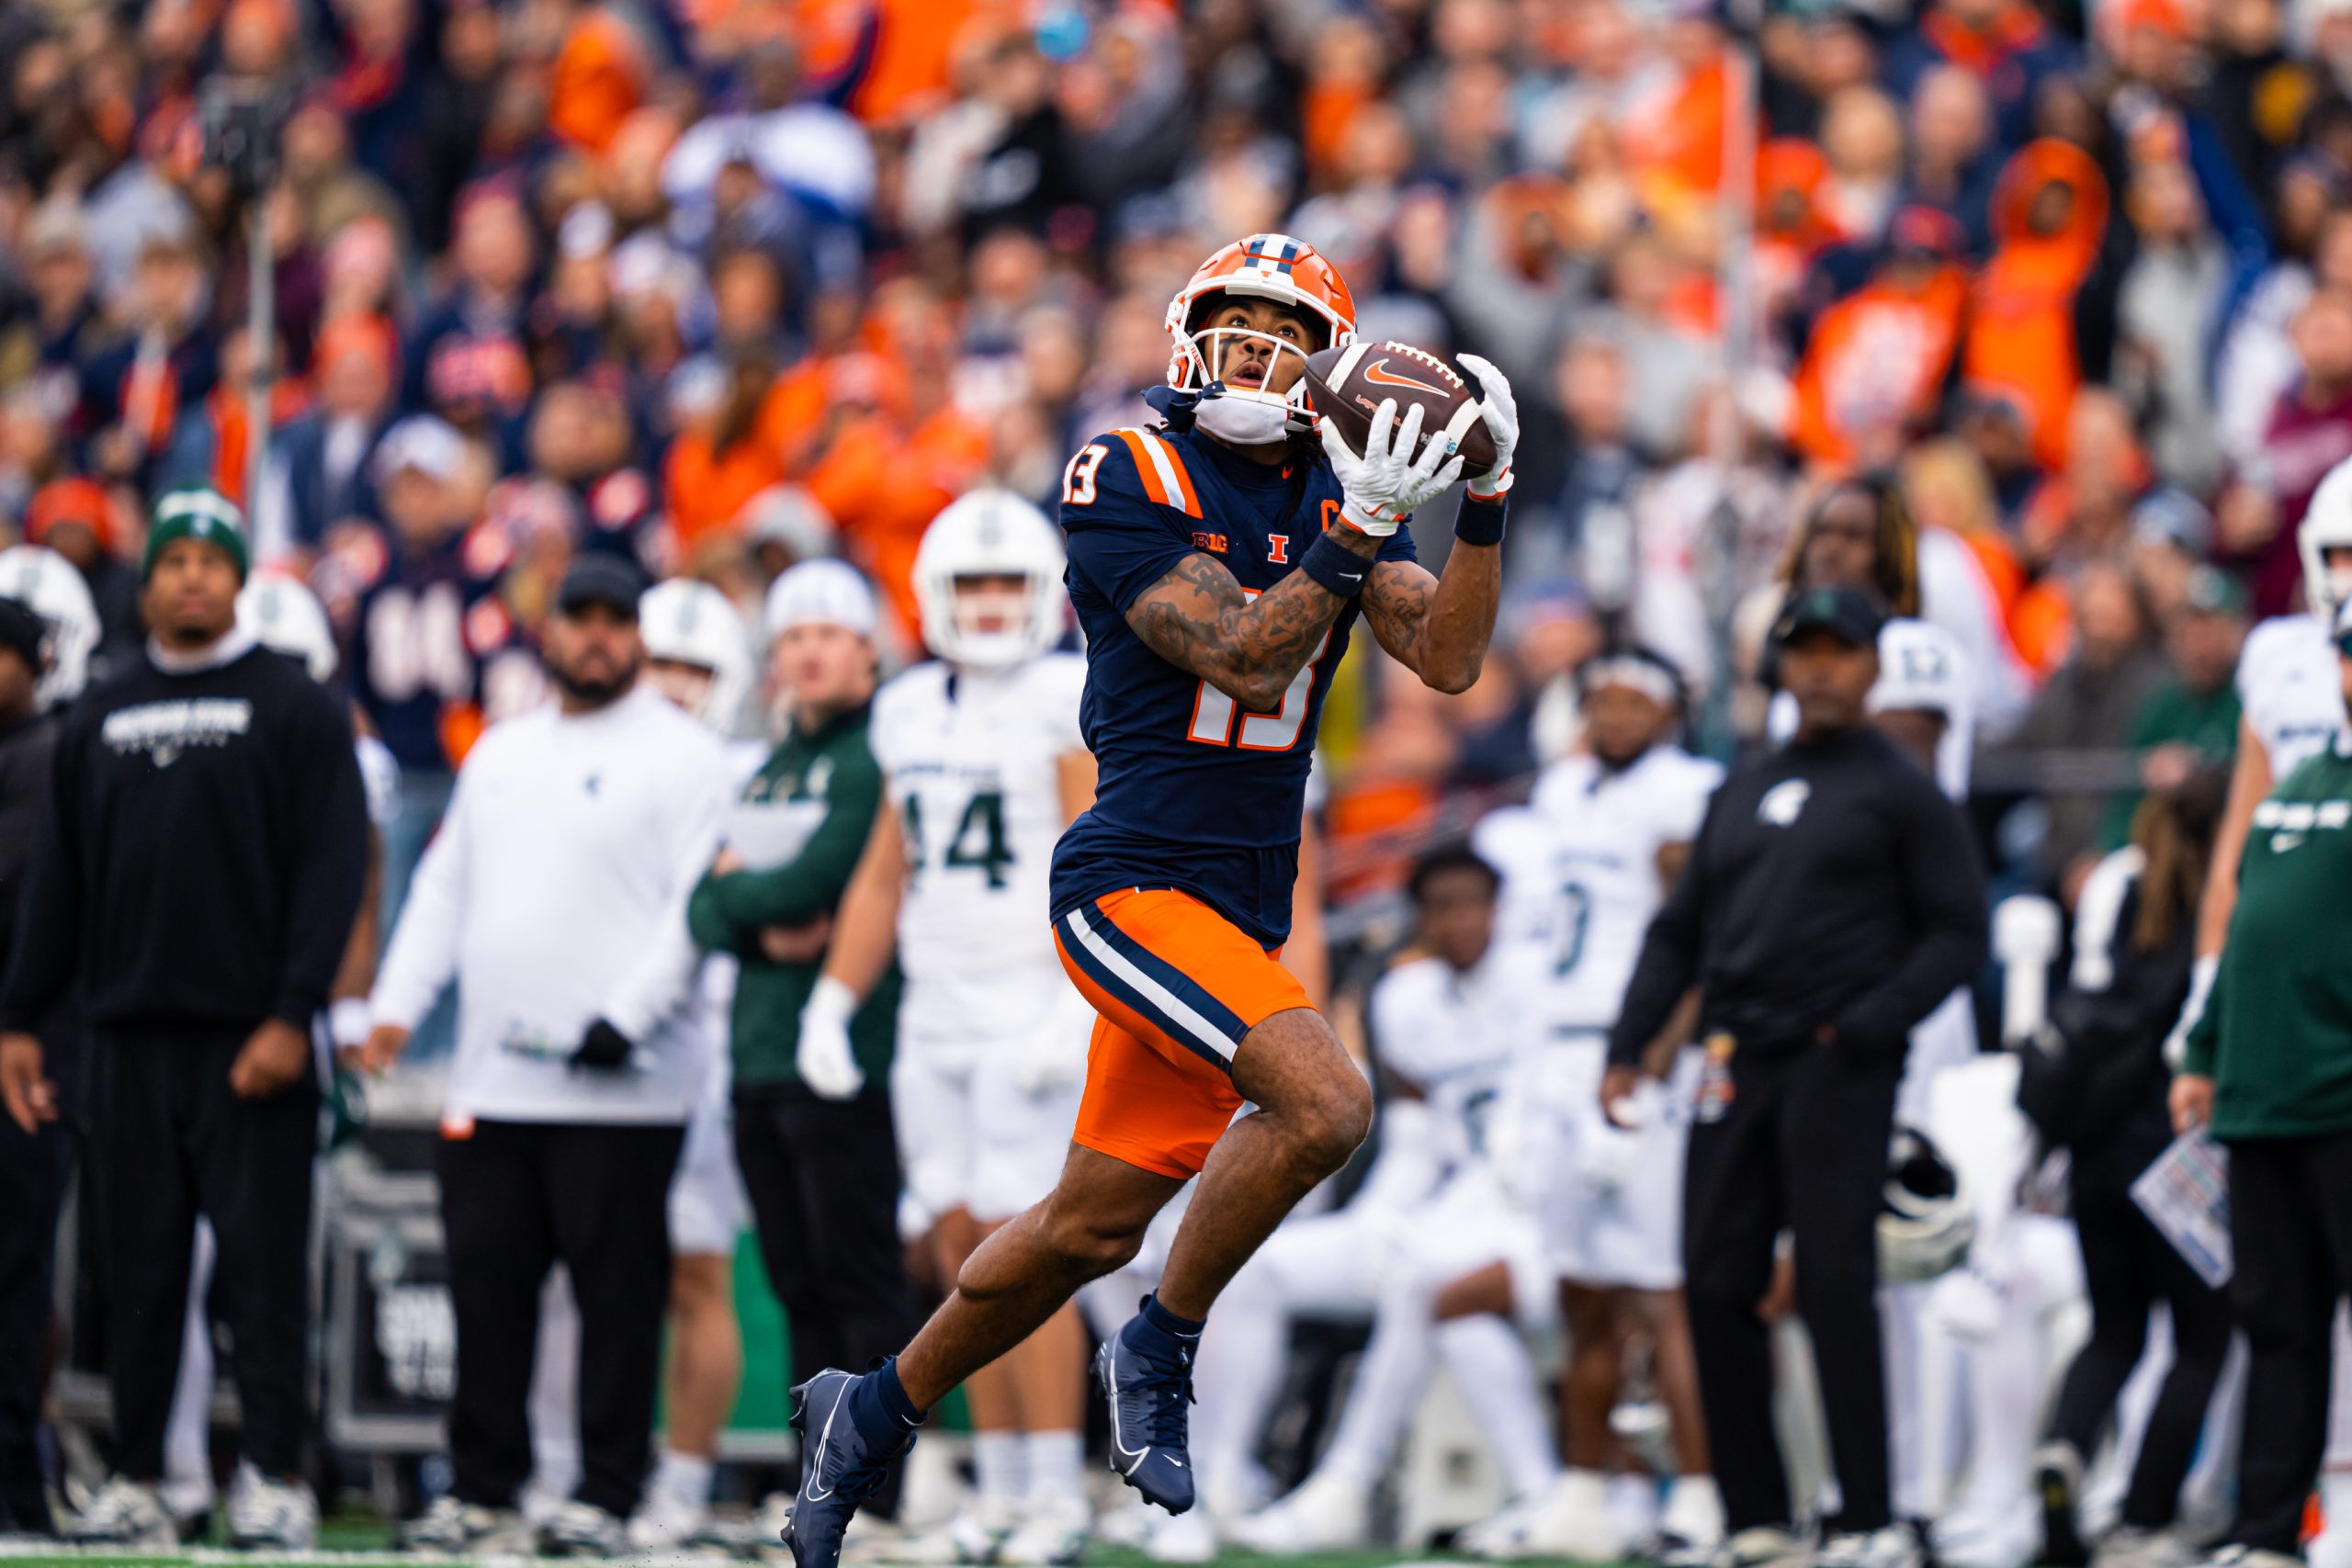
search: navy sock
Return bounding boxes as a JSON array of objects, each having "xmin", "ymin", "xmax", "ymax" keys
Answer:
[
  {"xmin": 1136, "ymin": 1292, "xmax": 1205, "ymax": 1340},
  {"xmin": 851, "ymin": 1357, "xmax": 926, "ymax": 1438}
]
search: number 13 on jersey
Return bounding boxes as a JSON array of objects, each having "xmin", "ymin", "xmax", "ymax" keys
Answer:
[{"xmin": 1187, "ymin": 589, "xmax": 1329, "ymax": 752}]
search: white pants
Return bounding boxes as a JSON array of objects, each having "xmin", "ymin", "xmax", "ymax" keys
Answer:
[
  {"xmin": 669, "ymin": 1087, "xmax": 746, "ymax": 1257},
  {"xmin": 1531, "ymin": 1037, "xmax": 1693, "ymax": 1291},
  {"xmin": 892, "ymin": 1046, "xmax": 1081, "ymax": 1224}
]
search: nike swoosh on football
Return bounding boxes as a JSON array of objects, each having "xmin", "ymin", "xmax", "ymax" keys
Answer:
[{"xmin": 1363, "ymin": 358, "xmax": 1452, "ymax": 397}]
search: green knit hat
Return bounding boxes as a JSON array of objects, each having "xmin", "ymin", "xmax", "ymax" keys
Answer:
[{"xmin": 143, "ymin": 487, "xmax": 249, "ymax": 582}]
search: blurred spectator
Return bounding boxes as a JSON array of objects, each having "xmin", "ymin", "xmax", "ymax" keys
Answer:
[
  {"xmin": 1967, "ymin": 141, "xmax": 2114, "ymax": 472},
  {"xmin": 1884, "ymin": 0, "xmax": 2084, "ymax": 150},
  {"xmin": 2008, "ymin": 561, "xmax": 2172, "ymax": 899},
  {"xmin": 79, "ymin": 227, "xmax": 218, "ymax": 491},
  {"xmin": 2098, "ymin": 567, "xmax": 2248, "ymax": 846},
  {"xmin": 2233, "ymin": 286, "xmax": 2352, "ymax": 615},
  {"xmin": 24, "ymin": 478, "xmax": 139, "ymax": 679},
  {"xmin": 2113, "ymin": 155, "xmax": 2230, "ymax": 495},
  {"xmin": 262, "ymin": 313, "xmax": 398, "ymax": 562}
]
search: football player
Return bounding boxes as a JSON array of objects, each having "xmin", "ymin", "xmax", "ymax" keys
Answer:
[
  {"xmin": 1207, "ymin": 844, "xmax": 1558, "ymax": 1553},
  {"xmin": 1449, "ymin": 646, "xmax": 1726, "ymax": 1562},
  {"xmin": 775, "ymin": 232, "xmax": 1516, "ymax": 1568},
  {"xmin": 797, "ymin": 491, "xmax": 1100, "ymax": 1565},
  {"xmin": 630, "ymin": 578, "xmax": 759, "ymax": 1550}
]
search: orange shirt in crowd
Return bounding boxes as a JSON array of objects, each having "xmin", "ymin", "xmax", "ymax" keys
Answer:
[
  {"xmin": 664, "ymin": 430, "xmax": 786, "ymax": 554},
  {"xmin": 1965, "ymin": 140, "xmax": 2110, "ymax": 471},
  {"xmin": 1791, "ymin": 267, "xmax": 1968, "ymax": 468},
  {"xmin": 549, "ymin": 7, "xmax": 647, "ymax": 153}
]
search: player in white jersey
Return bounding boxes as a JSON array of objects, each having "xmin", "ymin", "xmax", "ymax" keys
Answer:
[
  {"xmin": 2154, "ymin": 458, "xmax": 2352, "ymax": 1568},
  {"xmin": 1226, "ymin": 845, "xmax": 1559, "ymax": 1554},
  {"xmin": 799, "ymin": 491, "xmax": 1098, "ymax": 1566},
  {"xmin": 632, "ymin": 578, "xmax": 760, "ymax": 1547},
  {"xmin": 1439, "ymin": 648, "xmax": 1725, "ymax": 1562}
]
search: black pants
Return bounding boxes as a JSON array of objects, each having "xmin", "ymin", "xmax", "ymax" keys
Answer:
[
  {"xmin": 437, "ymin": 1119, "xmax": 683, "ymax": 1518},
  {"xmin": 0, "ymin": 1116, "xmax": 69, "ymax": 1531},
  {"xmin": 1683, "ymin": 1039, "xmax": 1902, "ymax": 1534},
  {"xmin": 734, "ymin": 1083, "xmax": 914, "ymax": 1511},
  {"xmin": 90, "ymin": 1029, "xmax": 316, "ymax": 1480},
  {"xmin": 2222, "ymin": 1130, "xmax": 2352, "ymax": 1553},
  {"xmin": 2049, "ymin": 1154, "xmax": 2231, "ymax": 1529}
]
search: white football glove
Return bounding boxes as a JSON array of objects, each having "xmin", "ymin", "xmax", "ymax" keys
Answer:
[
  {"xmin": 2161, "ymin": 953, "xmax": 2217, "ymax": 1071},
  {"xmin": 796, "ymin": 976, "xmax": 865, "ymax": 1100},
  {"xmin": 1319, "ymin": 398, "xmax": 1465, "ymax": 536},
  {"xmin": 1455, "ymin": 352, "xmax": 1519, "ymax": 498},
  {"xmin": 1012, "ymin": 993, "xmax": 1092, "ymax": 1095}
]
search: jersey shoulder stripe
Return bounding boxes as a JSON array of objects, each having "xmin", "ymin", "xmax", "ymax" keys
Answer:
[{"xmin": 1110, "ymin": 428, "xmax": 1202, "ymax": 518}]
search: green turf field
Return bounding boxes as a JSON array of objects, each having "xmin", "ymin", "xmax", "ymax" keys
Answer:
[{"xmin": 0, "ymin": 1551, "xmax": 1581, "ymax": 1567}]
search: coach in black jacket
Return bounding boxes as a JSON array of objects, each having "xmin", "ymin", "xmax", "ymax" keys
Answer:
[
  {"xmin": 1604, "ymin": 585, "xmax": 1987, "ymax": 1568},
  {"xmin": 0, "ymin": 488, "xmax": 367, "ymax": 1549}
]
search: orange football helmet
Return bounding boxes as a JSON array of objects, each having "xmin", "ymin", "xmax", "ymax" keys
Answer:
[{"xmin": 1164, "ymin": 234, "xmax": 1358, "ymax": 437}]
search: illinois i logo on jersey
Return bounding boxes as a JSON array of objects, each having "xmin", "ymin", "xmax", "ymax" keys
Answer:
[{"xmin": 1758, "ymin": 779, "xmax": 1811, "ymax": 827}]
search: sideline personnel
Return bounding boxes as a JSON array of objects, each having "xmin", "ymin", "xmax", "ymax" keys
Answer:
[
  {"xmin": 0, "ymin": 488, "xmax": 368, "ymax": 1551},
  {"xmin": 1604, "ymin": 584, "xmax": 1988, "ymax": 1568},
  {"xmin": 2172, "ymin": 596, "xmax": 2352, "ymax": 1568}
]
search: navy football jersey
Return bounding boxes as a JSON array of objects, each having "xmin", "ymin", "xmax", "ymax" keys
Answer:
[{"xmin": 1050, "ymin": 423, "xmax": 1414, "ymax": 946}]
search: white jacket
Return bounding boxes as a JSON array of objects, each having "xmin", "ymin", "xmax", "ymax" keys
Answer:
[{"xmin": 372, "ymin": 684, "xmax": 732, "ymax": 1124}]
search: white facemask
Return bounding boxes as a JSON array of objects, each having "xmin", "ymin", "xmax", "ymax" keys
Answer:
[{"xmin": 1193, "ymin": 392, "xmax": 1294, "ymax": 446}]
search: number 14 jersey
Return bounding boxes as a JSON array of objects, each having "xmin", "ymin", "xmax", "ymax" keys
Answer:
[
  {"xmin": 870, "ymin": 654, "xmax": 1090, "ymax": 1052},
  {"xmin": 1054, "ymin": 423, "xmax": 1417, "ymax": 948}
]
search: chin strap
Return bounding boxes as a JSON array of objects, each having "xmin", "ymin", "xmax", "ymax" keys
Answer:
[{"xmin": 1143, "ymin": 383, "xmax": 1204, "ymax": 431}]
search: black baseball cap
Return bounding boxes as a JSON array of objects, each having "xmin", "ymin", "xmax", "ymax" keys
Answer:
[
  {"xmin": 1770, "ymin": 584, "xmax": 1887, "ymax": 650},
  {"xmin": 556, "ymin": 553, "xmax": 647, "ymax": 619}
]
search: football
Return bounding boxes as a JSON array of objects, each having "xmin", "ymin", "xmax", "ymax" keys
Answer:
[{"xmin": 1301, "ymin": 340, "xmax": 1498, "ymax": 476}]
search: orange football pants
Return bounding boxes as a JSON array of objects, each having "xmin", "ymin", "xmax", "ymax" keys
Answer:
[{"xmin": 1051, "ymin": 887, "xmax": 1313, "ymax": 1179}]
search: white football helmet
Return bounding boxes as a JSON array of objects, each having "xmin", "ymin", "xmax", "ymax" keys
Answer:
[
  {"xmin": 0, "ymin": 545, "xmax": 99, "ymax": 710},
  {"xmin": 2301, "ymin": 456, "xmax": 2352, "ymax": 615},
  {"xmin": 639, "ymin": 577, "xmax": 754, "ymax": 731},
  {"xmin": 912, "ymin": 490, "xmax": 1068, "ymax": 671},
  {"xmin": 237, "ymin": 572, "xmax": 338, "ymax": 682},
  {"xmin": 1880, "ymin": 1126, "xmax": 1975, "ymax": 1283}
]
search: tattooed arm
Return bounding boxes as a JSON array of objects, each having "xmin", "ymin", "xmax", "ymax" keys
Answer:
[
  {"xmin": 1362, "ymin": 536, "xmax": 1503, "ymax": 694},
  {"xmin": 1125, "ymin": 526, "xmax": 1384, "ymax": 711}
]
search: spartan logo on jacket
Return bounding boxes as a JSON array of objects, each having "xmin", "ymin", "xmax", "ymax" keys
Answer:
[{"xmin": 101, "ymin": 697, "xmax": 254, "ymax": 766}]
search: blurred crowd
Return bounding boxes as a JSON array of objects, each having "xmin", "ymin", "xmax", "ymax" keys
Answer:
[{"xmin": 4, "ymin": 0, "xmax": 2349, "ymax": 912}]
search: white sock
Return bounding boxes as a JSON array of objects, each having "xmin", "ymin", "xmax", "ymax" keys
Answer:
[
  {"xmin": 1193, "ymin": 1264, "xmax": 1290, "ymax": 1504},
  {"xmin": 1315, "ymin": 1277, "xmax": 1438, "ymax": 1489},
  {"xmin": 1435, "ymin": 1317, "xmax": 1559, "ymax": 1499},
  {"xmin": 1609, "ymin": 1472, "xmax": 1660, "ymax": 1540},
  {"xmin": 973, "ymin": 1430, "xmax": 1027, "ymax": 1506},
  {"xmin": 1026, "ymin": 1431, "xmax": 1084, "ymax": 1508},
  {"xmin": 651, "ymin": 1450, "xmax": 714, "ymax": 1509},
  {"xmin": 1952, "ymin": 1290, "xmax": 2045, "ymax": 1522}
]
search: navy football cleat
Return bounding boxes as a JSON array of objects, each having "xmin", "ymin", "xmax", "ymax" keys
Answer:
[
  {"xmin": 780, "ymin": 1369, "xmax": 915, "ymax": 1567},
  {"xmin": 1094, "ymin": 1302, "xmax": 1200, "ymax": 1514}
]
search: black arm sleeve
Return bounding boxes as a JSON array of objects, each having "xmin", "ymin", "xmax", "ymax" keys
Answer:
[
  {"xmin": 273, "ymin": 692, "xmax": 370, "ymax": 1028},
  {"xmin": 1607, "ymin": 801, "xmax": 1712, "ymax": 1067},
  {"xmin": 0, "ymin": 724, "xmax": 84, "ymax": 1033},
  {"xmin": 1830, "ymin": 776, "xmax": 1990, "ymax": 1049}
]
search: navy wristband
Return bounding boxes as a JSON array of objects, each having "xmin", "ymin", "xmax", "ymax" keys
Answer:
[
  {"xmin": 1300, "ymin": 529, "xmax": 1373, "ymax": 598},
  {"xmin": 1455, "ymin": 493, "xmax": 1508, "ymax": 547}
]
